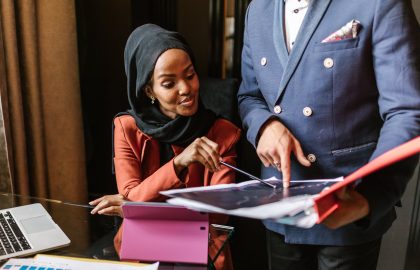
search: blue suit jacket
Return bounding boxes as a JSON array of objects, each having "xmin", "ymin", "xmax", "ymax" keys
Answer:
[{"xmin": 238, "ymin": 0, "xmax": 420, "ymax": 245}]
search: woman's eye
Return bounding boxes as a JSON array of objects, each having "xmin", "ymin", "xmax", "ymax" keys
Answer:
[
  {"xmin": 186, "ymin": 73, "xmax": 195, "ymax": 80},
  {"xmin": 162, "ymin": 82, "xmax": 175, "ymax": 89}
]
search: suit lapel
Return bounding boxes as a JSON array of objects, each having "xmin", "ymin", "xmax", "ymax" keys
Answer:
[
  {"xmin": 275, "ymin": 0, "xmax": 332, "ymax": 102},
  {"xmin": 273, "ymin": 0, "xmax": 288, "ymax": 68}
]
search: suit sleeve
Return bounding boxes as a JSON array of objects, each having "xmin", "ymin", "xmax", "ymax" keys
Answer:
[
  {"xmin": 356, "ymin": 0, "xmax": 420, "ymax": 227},
  {"xmin": 113, "ymin": 117, "xmax": 184, "ymax": 202},
  {"xmin": 237, "ymin": 4, "xmax": 277, "ymax": 147}
]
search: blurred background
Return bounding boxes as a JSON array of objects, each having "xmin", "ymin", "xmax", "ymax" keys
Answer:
[{"xmin": 0, "ymin": 1, "xmax": 419, "ymax": 269}]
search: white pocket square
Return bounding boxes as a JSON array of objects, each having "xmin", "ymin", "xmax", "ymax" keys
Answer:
[{"xmin": 322, "ymin": 20, "xmax": 361, "ymax": 43}]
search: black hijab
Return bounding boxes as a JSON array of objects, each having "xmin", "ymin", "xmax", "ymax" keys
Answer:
[{"xmin": 123, "ymin": 24, "xmax": 216, "ymax": 164}]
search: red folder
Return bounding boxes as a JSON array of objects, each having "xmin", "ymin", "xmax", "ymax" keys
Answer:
[
  {"xmin": 119, "ymin": 202, "xmax": 209, "ymax": 265},
  {"xmin": 314, "ymin": 136, "xmax": 420, "ymax": 223}
]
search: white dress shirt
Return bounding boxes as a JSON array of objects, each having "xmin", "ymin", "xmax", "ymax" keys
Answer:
[{"xmin": 284, "ymin": 0, "xmax": 310, "ymax": 52}]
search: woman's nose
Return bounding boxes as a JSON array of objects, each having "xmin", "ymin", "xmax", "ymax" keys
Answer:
[{"xmin": 178, "ymin": 80, "xmax": 191, "ymax": 95}]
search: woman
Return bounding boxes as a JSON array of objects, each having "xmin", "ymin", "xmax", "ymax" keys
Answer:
[{"xmin": 89, "ymin": 24, "xmax": 240, "ymax": 270}]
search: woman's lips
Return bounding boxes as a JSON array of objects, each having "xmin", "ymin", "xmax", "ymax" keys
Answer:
[{"xmin": 179, "ymin": 96, "xmax": 195, "ymax": 106}]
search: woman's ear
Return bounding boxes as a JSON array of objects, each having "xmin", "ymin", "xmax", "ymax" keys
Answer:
[
  {"xmin": 144, "ymin": 85, "xmax": 156, "ymax": 104},
  {"xmin": 144, "ymin": 85, "xmax": 154, "ymax": 99}
]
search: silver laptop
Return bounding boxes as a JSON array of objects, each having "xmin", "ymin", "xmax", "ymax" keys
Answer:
[{"xmin": 0, "ymin": 203, "xmax": 70, "ymax": 260}]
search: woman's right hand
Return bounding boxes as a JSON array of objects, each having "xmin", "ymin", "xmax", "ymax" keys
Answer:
[
  {"xmin": 173, "ymin": 136, "xmax": 221, "ymax": 174},
  {"xmin": 89, "ymin": 194, "xmax": 126, "ymax": 217}
]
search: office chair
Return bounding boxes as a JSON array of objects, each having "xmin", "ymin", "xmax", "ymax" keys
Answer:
[{"xmin": 199, "ymin": 77, "xmax": 241, "ymax": 127}]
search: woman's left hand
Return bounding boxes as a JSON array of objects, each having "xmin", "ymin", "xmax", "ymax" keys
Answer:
[
  {"xmin": 89, "ymin": 194, "xmax": 127, "ymax": 217},
  {"xmin": 322, "ymin": 187, "xmax": 370, "ymax": 229}
]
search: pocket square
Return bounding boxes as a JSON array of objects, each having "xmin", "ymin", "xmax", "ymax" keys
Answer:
[{"xmin": 322, "ymin": 20, "xmax": 361, "ymax": 43}]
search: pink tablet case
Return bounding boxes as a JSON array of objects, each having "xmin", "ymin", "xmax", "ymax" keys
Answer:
[{"xmin": 119, "ymin": 202, "xmax": 209, "ymax": 265}]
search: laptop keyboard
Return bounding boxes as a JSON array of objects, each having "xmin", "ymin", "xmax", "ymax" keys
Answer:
[{"xmin": 0, "ymin": 211, "xmax": 32, "ymax": 255}]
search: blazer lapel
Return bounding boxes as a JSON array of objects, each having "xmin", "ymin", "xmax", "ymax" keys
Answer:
[
  {"xmin": 273, "ymin": 0, "xmax": 288, "ymax": 68},
  {"xmin": 275, "ymin": 0, "xmax": 332, "ymax": 102}
]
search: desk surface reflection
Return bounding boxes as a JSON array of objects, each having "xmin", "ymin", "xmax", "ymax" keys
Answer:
[{"xmin": 0, "ymin": 193, "xmax": 233, "ymax": 270}]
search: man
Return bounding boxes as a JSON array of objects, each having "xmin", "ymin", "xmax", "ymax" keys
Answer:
[{"xmin": 237, "ymin": 0, "xmax": 420, "ymax": 269}]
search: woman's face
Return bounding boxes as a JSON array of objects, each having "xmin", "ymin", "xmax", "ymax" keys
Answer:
[{"xmin": 145, "ymin": 49, "xmax": 199, "ymax": 119}]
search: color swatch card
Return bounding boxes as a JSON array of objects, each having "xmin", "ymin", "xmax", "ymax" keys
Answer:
[{"xmin": 0, "ymin": 258, "xmax": 69, "ymax": 270}]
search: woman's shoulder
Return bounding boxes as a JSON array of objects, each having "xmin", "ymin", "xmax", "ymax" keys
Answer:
[
  {"xmin": 114, "ymin": 115, "xmax": 148, "ymax": 139},
  {"xmin": 212, "ymin": 118, "xmax": 240, "ymax": 132},
  {"xmin": 208, "ymin": 118, "xmax": 241, "ymax": 147},
  {"xmin": 114, "ymin": 114, "xmax": 136, "ymax": 129}
]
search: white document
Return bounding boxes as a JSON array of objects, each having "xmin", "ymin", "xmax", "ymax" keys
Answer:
[
  {"xmin": 1, "ymin": 255, "xmax": 159, "ymax": 270},
  {"xmin": 162, "ymin": 177, "xmax": 343, "ymax": 228},
  {"xmin": 35, "ymin": 254, "xmax": 160, "ymax": 270}
]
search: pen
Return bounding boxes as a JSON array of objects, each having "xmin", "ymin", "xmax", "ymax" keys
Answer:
[
  {"xmin": 220, "ymin": 161, "xmax": 276, "ymax": 189},
  {"xmin": 2, "ymin": 193, "xmax": 95, "ymax": 209}
]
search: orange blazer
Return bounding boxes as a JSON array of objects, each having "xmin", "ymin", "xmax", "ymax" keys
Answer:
[{"xmin": 113, "ymin": 115, "xmax": 241, "ymax": 270}]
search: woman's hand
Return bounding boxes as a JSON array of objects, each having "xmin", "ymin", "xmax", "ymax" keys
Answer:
[
  {"xmin": 89, "ymin": 194, "xmax": 126, "ymax": 217},
  {"xmin": 174, "ymin": 136, "xmax": 221, "ymax": 174},
  {"xmin": 257, "ymin": 119, "xmax": 311, "ymax": 188},
  {"xmin": 322, "ymin": 187, "xmax": 370, "ymax": 229}
]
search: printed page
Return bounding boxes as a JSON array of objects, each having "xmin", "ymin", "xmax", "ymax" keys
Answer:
[
  {"xmin": 34, "ymin": 254, "xmax": 159, "ymax": 270},
  {"xmin": 164, "ymin": 177, "xmax": 342, "ymax": 227}
]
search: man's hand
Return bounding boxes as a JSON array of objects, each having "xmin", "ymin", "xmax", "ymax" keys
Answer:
[
  {"xmin": 257, "ymin": 119, "xmax": 310, "ymax": 187},
  {"xmin": 322, "ymin": 187, "xmax": 370, "ymax": 229}
]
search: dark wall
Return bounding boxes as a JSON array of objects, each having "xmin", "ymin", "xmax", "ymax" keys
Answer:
[
  {"xmin": 177, "ymin": 0, "xmax": 211, "ymax": 77},
  {"xmin": 76, "ymin": 0, "xmax": 132, "ymax": 196}
]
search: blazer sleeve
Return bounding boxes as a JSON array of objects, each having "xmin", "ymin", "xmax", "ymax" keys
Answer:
[
  {"xmin": 208, "ymin": 121, "xmax": 241, "ymax": 187},
  {"xmin": 113, "ymin": 117, "xmax": 184, "ymax": 202},
  {"xmin": 207, "ymin": 145, "xmax": 239, "ymax": 226},
  {"xmin": 206, "ymin": 120, "xmax": 241, "ymax": 226},
  {"xmin": 237, "ymin": 4, "xmax": 277, "ymax": 147},
  {"xmin": 356, "ymin": 0, "xmax": 420, "ymax": 227}
]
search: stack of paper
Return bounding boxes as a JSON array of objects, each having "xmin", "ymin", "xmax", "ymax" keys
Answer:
[
  {"xmin": 162, "ymin": 178, "xmax": 342, "ymax": 228},
  {"xmin": 162, "ymin": 137, "xmax": 420, "ymax": 228},
  {"xmin": 0, "ymin": 254, "xmax": 159, "ymax": 270}
]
